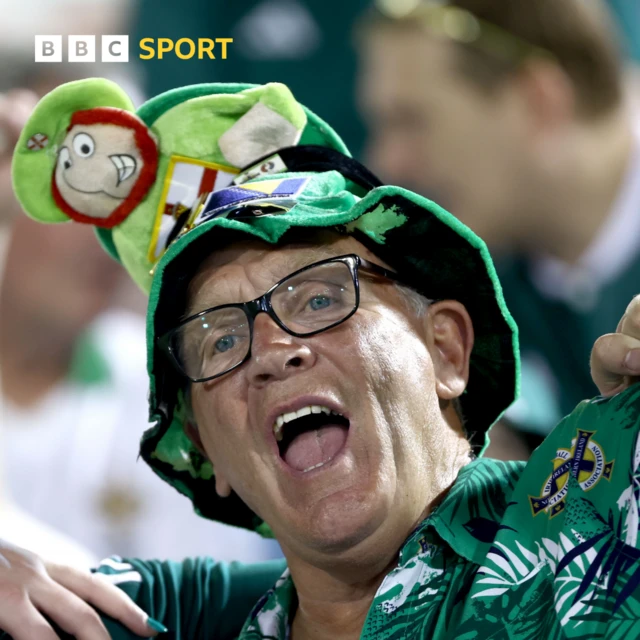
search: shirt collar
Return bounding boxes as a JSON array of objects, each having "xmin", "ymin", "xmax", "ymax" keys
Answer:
[
  {"xmin": 241, "ymin": 568, "xmax": 296, "ymax": 639},
  {"xmin": 401, "ymin": 458, "xmax": 523, "ymax": 566}
]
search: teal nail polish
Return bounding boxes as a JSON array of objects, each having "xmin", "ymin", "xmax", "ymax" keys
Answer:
[{"xmin": 147, "ymin": 617, "xmax": 168, "ymax": 633}]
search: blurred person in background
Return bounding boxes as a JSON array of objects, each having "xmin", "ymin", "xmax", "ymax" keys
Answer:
[
  {"xmin": 0, "ymin": 89, "xmax": 96, "ymax": 568},
  {"xmin": 0, "ymin": 46, "xmax": 281, "ymax": 561},
  {"xmin": 357, "ymin": 0, "xmax": 640, "ymax": 453}
]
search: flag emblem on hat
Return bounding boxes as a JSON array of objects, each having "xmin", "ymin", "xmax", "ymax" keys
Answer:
[
  {"xmin": 148, "ymin": 156, "xmax": 238, "ymax": 263},
  {"xmin": 27, "ymin": 133, "xmax": 49, "ymax": 150},
  {"xmin": 193, "ymin": 176, "xmax": 309, "ymax": 227}
]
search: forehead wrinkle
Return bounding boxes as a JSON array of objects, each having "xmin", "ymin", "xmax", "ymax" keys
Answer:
[
  {"xmin": 275, "ymin": 243, "xmax": 347, "ymax": 273},
  {"xmin": 186, "ymin": 267, "xmax": 249, "ymax": 318},
  {"xmin": 186, "ymin": 242, "xmax": 354, "ymax": 316}
]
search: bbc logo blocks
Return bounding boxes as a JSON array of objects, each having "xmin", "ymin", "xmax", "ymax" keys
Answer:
[
  {"xmin": 34, "ymin": 36, "xmax": 62, "ymax": 62},
  {"xmin": 102, "ymin": 36, "xmax": 129, "ymax": 62},
  {"xmin": 35, "ymin": 36, "xmax": 129, "ymax": 62},
  {"xmin": 68, "ymin": 36, "xmax": 96, "ymax": 62}
]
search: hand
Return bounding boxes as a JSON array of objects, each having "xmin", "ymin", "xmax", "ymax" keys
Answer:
[
  {"xmin": 591, "ymin": 295, "xmax": 640, "ymax": 396},
  {"xmin": 0, "ymin": 89, "xmax": 39, "ymax": 226},
  {"xmin": 0, "ymin": 540, "xmax": 162, "ymax": 639}
]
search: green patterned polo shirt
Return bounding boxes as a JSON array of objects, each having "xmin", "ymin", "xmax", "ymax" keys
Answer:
[{"xmin": 4, "ymin": 386, "xmax": 638, "ymax": 639}]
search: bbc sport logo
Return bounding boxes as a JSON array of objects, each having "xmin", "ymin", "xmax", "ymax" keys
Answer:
[{"xmin": 34, "ymin": 36, "xmax": 233, "ymax": 62}]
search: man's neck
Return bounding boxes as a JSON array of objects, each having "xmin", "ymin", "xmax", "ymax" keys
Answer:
[
  {"xmin": 285, "ymin": 547, "xmax": 399, "ymax": 640},
  {"xmin": 522, "ymin": 107, "xmax": 634, "ymax": 264},
  {"xmin": 281, "ymin": 493, "xmax": 448, "ymax": 640}
]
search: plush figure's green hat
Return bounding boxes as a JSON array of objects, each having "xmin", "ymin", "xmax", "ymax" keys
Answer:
[{"xmin": 12, "ymin": 79, "xmax": 519, "ymax": 537}]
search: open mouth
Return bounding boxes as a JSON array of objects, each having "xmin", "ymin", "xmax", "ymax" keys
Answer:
[{"xmin": 274, "ymin": 406, "xmax": 350, "ymax": 474}]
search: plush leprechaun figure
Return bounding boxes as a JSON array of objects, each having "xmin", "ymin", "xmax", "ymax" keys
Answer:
[{"xmin": 12, "ymin": 79, "xmax": 349, "ymax": 292}]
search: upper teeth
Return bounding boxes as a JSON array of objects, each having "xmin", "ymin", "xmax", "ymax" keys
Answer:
[{"xmin": 273, "ymin": 405, "xmax": 340, "ymax": 442}]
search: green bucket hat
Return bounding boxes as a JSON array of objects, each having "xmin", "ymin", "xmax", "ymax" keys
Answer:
[{"xmin": 12, "ymin": 79, "xmax": 519, "ymax": 537}]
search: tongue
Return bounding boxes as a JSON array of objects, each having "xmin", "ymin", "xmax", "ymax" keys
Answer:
[{"xmin": 283, "ymin": 424, "xmax": 348, "ymax": 472}]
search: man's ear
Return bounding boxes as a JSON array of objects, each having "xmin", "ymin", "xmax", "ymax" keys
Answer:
[
  {"xmin": 515, "ymin": 58, "xmax": 576, "ymax": 137},
  {"xmin": 185, "ymin": 420, "xmax": 232, "ymax": 498},
  {"xmin": 426, "ymin": 301, "xmax": 474, "ymax": 401}
]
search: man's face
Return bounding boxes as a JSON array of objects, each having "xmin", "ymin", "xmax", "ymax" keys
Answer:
[
  {"xmin": 358, "ymin": 28, "xmax": 533, "ymax": 249},
  {"xmin": 187, "ymin": 233, "xmax": 471, "ymax": 565}
]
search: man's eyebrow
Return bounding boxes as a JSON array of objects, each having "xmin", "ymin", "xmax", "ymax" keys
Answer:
[
  {"xmin": 278, "ymin": 245, "xmax": 345, "ymax": 272},
  {"xmin": 185, "ymin": 290, "xmax": 233, "ymax": 319},
  {"xmin": 186, "ymin": 245, "xmax": 346, "ymax": 317}
]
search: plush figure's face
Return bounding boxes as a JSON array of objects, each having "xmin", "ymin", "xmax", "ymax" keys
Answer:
[
  {"xmin": 55, "ymin": 123, "xmax": 145, "ymax": 219},
  {"xmin": 186, "ymin": 233, "xmax": 474, "ymax": 569}
]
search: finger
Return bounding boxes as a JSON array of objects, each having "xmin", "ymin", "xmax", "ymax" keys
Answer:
[
  {"xmin": 591, "ymin": 333, "xmax": 640, "ymax": 396},
  {"xmin": 47, "ymin": 564, "xmax": 161, "ymax": 637},
  {"xmin": 31, "ymin": 579, "xmax": 111, "ymax": 640},
  {"xmin": 0, "ymin": 592, "xmax": 60, "ymax": 640},
  {"xmin": 618, "ymin": 295, "xmax": 640, "ymax": 341}
]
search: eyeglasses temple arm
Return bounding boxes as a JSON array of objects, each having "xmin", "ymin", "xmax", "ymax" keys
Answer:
[{"xmin": 358, "ymin": 257, "xmax": 404, "ymax": 283}]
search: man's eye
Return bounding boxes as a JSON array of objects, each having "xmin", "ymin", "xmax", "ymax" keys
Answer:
[
  {"xmin": 214, "ymin": 335, "xmax": 238, "ymax": 353},
  {"xmin": 308, "ymin": 295, "xmax": 333, "ymax": 311}
]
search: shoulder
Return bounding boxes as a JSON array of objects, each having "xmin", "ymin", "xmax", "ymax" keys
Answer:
[
  {"xmin": 539, "ymin": 385, "xmax": 640, "ymax": 464},
  {"xmin": 509, "ymin": 385, "xmax": 640, "ymax": 524}
]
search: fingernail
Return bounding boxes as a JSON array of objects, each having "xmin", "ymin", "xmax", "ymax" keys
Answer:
[
  {"xmin": 147, "ymin": 617, "xmax": 168, "ymax": 633},
  {"xmin": 624, "ymin": 349, "xmax": 640, "ymax": 373}
]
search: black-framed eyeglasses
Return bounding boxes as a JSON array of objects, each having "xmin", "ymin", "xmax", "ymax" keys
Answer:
[{"xmin": 158, "ymin": 254, "xmax": 405, "ymax": 383}]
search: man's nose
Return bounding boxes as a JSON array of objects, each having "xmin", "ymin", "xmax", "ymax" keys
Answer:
[{"xmin": 245, "ymin": 312, "xmax": 316, "ymax": 385}]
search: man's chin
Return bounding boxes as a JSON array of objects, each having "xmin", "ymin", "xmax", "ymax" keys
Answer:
[{"xmin": 282, "ymin": 491, "xmax": 390, "ymax": 557}]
